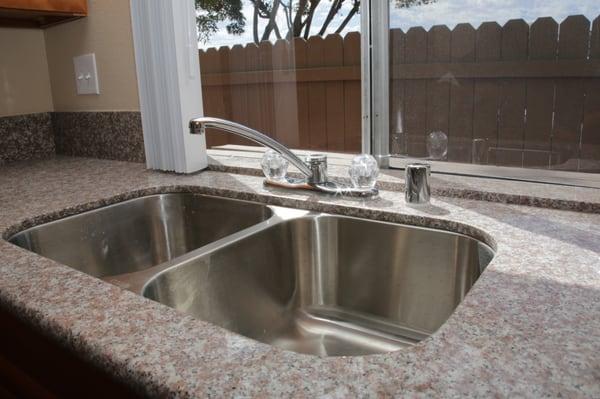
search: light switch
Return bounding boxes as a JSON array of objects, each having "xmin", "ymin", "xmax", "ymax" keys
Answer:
[{"xmin": 73, "ymin": 53, "xmax": 100, "ymax": 95}]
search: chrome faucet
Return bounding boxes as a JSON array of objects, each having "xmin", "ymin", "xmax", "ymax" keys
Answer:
[{"xmin": 189, "ymin": 117, "xmax": 378, "ymax": 197}]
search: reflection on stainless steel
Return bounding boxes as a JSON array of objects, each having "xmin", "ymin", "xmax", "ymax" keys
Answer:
[
  {"xmin": 405, "ymin": 163, "xmax": 431, "ymax": 204},
  {"xmin": 9, "ymin": 193, "xmax": 494, "ymax": 357},
  {"xmin": 8, "ymin": 194, "xmax": 272, "ymax": 278},
  {"xmin": 143, "ymin": 212, "xmax": 493, "ymax": 356},
  {"xmin": 189, "ymin": 117, "xmax": 379, "ymax": 197}
]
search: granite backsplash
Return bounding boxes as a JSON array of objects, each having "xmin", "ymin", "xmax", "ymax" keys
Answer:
[
  {"xmin": 0, "ymin": 113, "xmax": 55, "ymax": 165},
  {"xmin": 0, "ymin": 111, "xmax": 145, "ymax": 164},
  {"xmin": 52, "ymin": 112, "xmax": 145, "ymax": 163}
]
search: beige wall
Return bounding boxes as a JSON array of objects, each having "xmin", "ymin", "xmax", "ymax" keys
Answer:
[
  {"xmin": 44, "ymin": 0, "xmax": 139, "ymax": 112},
  {"xmin": 0, "ymin": 28, "xmax": 54, "ymax": 117}
]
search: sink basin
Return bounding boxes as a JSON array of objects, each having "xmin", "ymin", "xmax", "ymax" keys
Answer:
[
  {"xmin": 9, "ymin": 194, "xmax": 272, "ymax": 277},
  {"xmin": 143, "ymin": 213, "xmax": 494, "ymax": 356},
  {"xmin": 8, "ymin": 192, "xmax": 494, "ymax": 357}
]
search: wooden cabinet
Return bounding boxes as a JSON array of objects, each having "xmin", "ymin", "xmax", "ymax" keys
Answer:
[
  {"xmin": 0, "ymin": 0, "xmax": 87, "ymax": 28},
  {"xmin": 0, "ymin": 306, "xmax": 139, "ymax": 398}
]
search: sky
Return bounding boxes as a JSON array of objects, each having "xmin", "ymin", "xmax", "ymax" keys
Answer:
[{"xmin": 199, "ymin": 0, "xmax": 599, "ymax": 49}]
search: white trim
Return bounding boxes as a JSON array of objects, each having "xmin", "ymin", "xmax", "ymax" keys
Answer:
[
  {"xmin": 361, "ymin": 0, "xmax": 390, "ymax": 166},
  {"xmin": 370, "ymin": 0, "xmax": 390, "ymax": 168},
  {"xmin": 360, "ymin": 1, "xmax": 371, "ymax": 155},
  {"xmin": 389, "ymin": 157, "xmax": 600, "ymax": 189},
  {"xmin": 130, "ymin": 0, "xmax": 207, "ymax": 173}
]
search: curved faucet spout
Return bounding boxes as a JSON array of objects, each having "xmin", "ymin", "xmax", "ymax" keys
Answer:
[{"xmin": 189, "ymin": 117, "xmax": 312, "ymax": 177}]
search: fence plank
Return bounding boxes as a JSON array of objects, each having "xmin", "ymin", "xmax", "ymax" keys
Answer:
[
  {"xmin": 198, "ymin": 14, "xmax": 600, "ymax": 166},
  {"xmin": 552, "ymin": 15, "xmax": 590, "ymax": 170},
  {"xmin": 496, "ymin": 19, "xmax": 528, "ymax": 167},
  {"xmin": 307, "ymin": 36, "xmax": 328, "ymax": 150},
  {"xmin": 272, "ymin": 39, "xmax": 299, "ymax": 148},
  {"xmin": 581, "ymin": 15, "xmax": 600, "ymax": 171},
  {"xmin": 592, "ymin": 15, "xmax": 600, "ymax": 58},
  {"xmin": 426, "ymin": 25, "xmax": 451, "ymax": 159},
  {"xmin": 324, "ymin": 34, "xmax": 346, "ymax": 151},
  {"xmin": 404, "ymin": 27, "xmax": 428, "ymax": 157},
  {"xmin": 343, "ymin": 31, "xmax": 362, "ymax": 152},
  {"xmin": 523, "ymin": 17, "xmax": 557, "ymax": 168},
  {"xmin": 228, "ymin": 44, "xmax": 254, "ymax": 146},
  {"xmin": 201, "ymin": 48, "xmax": 229, "ymax": 147},
  {"xmin": 581, "ymin": 80, "xmax": 600, "ymax": 171},
  {"xmin": 198, "ymin": 50, "xmax": 212, "ymax": 146},
  {"xmin": 293, "ymin": 37, "xmax": 311, "ymax": 149},
  {"xmin": 244, "ymin": 43, "xmax": 262, "ymax": 137},
  {"xmin": 390, "ymin": 28, "xmax": 406, "ymax": 155},
  {"xmin": 473, "ymin": 22, "xmax": 501, "ymax": 165},
  {"xmin": 449, "ymin": 23, "xmax": 475, "ymax": 163},
  {"xmin": 258, "ymin": 41, "xmax": 276, "ymax": 139}
]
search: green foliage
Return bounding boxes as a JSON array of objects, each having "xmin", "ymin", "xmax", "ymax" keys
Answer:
[{"xmin": 195, "ymin": 0, "xmax": 245, "ymax": 43}]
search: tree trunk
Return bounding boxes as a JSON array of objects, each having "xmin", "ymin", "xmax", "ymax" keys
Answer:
[
  {"xmin": 261, "ymin": 0, "xmax": 282, "ymax": 41},
  {"xmin": 292, "ymin": 0, "xmax": 308, "ymax": 37},
  {"xmin": 317, "ymin": 0, "xmax": 342, "ymax": 36},
  {"xmin": 302, "ymin": 0, "xmax": 321, "ymax": 39},
  {"xmin": 253, "ymin": 3, "xmax": 259, "ymax": 43},
  {"xmin": 335, "ymin": 1, "xmax": 359, "ymax": 34}
]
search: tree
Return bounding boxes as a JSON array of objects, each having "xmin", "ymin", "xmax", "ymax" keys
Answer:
[
  {"xmin": 195, "ymin": 0, "xmax": 246, "ymax": 43},
  {"xmin": 195, "ymin": 0, "xmax": 436, "ymax": 44}
]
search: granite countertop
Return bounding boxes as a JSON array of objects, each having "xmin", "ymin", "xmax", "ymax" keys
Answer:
[{"xmin": 0, "ymin": 156, "xmax": 599, "ymax": 398}]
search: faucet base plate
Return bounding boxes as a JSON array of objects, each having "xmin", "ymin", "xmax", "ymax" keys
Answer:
[{"xmin": 264, "ymin": 178, "xmax": 379, "ymax": 198}]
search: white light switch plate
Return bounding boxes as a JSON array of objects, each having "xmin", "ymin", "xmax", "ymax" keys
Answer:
[{"xmin": 73, "ymin": 53, "xmax": 100, "ymax": 95}]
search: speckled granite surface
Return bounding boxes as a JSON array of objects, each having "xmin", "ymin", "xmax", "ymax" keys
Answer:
[
  {"xmin": 0, "ymin": 157, "xmax": 599, "ymax": 398},
  {"xmin": 0, "ymin": 113, "xmax": 55, "ymax": 165},
  {"xmin": 208, "ymin": 152, "xmax": 600, "ymax": 213},
  {"xmin": 53, "ymin": 112, "xmax": 145, "ymax": 163}
]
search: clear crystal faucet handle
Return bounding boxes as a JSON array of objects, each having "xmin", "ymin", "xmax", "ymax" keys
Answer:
[
  {"xmin": 261, "ymin": 149, "xmax": 289, "ymax": 181},
  {"xmin": 348, "ymin": 154, "xmax": 379, "ymax": 189}
]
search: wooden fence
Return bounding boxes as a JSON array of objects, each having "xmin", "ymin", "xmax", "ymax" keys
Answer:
[{"xmin": 200, "ymin": 14, "xmax": 600, "ymax": 172}]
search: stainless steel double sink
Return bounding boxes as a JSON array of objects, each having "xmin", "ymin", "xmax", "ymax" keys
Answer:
[{"xmin": 9, "ymin": 193, "xmax": 494, "ymax": 357}]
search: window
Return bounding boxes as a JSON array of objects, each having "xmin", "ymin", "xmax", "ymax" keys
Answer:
[
  {"xmin": 194, "ymin": 0, "xmax": 600, "ymax": 186},
  {"xmin": 385, "ymin": 0, "xmax": 600, "ymax": 186},
  {"xmin": 196, "ymin": 0, "xmax": 363, "ymax": 156}
]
